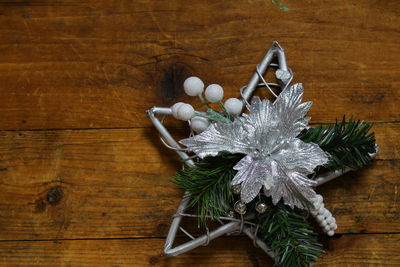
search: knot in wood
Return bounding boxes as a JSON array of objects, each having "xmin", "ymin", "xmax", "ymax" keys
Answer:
[{"xmin": 46, "ymin": 187, "xmax": 63, "ymax": 205}]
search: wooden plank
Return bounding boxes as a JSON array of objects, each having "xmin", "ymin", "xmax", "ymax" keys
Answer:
[
  {"xmin": 0, "ymin": 0, "xmax": 399, "ymax": 130},
  {"xmin": 0, "ymin": 124, "xmax": 398, "ymax": 240},
  {"xmin": 0, "ymin": 234, "xmax": 399, "ymax": 266}
]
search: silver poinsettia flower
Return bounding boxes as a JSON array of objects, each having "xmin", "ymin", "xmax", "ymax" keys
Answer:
[{"xmin": 180, "ymin": 83, "xmax": 329, "ymax": 209}]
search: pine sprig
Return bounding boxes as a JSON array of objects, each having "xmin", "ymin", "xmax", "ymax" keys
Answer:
[
  {"xmin": 257, "ymin": 202, "xmax": 324, "ymax": 267},
  {"xmin": 173, "ymin": 153, "xmax": 243, "ymax": 225},
  {"xmin": 300, "ymin": 116, "xmax": 376, "ymax": 169},
  {"xmin": 172, "ymin": 116, "xmax": 375, "ymax": 264}
]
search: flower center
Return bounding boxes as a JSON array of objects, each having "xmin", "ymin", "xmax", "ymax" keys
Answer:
[
  {"xmin": 251, "ymin": 139, "xmax": 287, "ymax": 161},
  {"xmin": 252, "ymin": 147, "xmax": 272, "ymax": 160}
]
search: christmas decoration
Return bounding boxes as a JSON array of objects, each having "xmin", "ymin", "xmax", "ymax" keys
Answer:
[
  {"xmin": 180, "ymin": 83, "xmax": 328, "ymax": 209},
  {"xmin": 147, "ymin": 41, "xmax": 378, "ymax": 266}
]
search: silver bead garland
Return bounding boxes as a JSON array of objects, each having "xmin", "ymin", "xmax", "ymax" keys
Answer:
[
  {"xmin": 255, "ymin": 202, "xmax": 268, "ymax": 214},
  {"xmin": 232, "ymin": 184, "xmax": 241, "ymax": 195}
]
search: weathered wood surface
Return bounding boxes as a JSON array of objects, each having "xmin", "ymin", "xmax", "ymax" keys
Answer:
[
  {"xmin": 0, "ymin": 234, "xmax": 399, "ymax": 266},
  {"xmin": 0, "ymin": 124, "xmax": 398, "ymax": 241},
  {"xmin": 0, "ymin": 0, "xmax": 399, "ymax": 266},
  {"xmin": 0, "ymin": 0, "xmax": 399, "ymax": 130}
]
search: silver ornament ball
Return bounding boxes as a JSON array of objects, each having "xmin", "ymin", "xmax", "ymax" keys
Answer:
[
  {"xmin": 255, "ymin": 202, "xmax": 268, "ymax": 214},
  {"xmin": 224, "ymin": 210, "xmax": 235, "ymax": 218},
  {"xmin": 232, "ymin": 184, "xmax": 241, "ymax": 195},
  {"xmin": 234, "ymin": 201, "xmax": 247, "ymax": 215}
]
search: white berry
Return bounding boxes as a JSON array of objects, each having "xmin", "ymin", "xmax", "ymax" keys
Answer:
[
  {"xmin": 314, "ymin": 202, "xmax": 322, "ymax": 210},
  {"xmin": 275, "ymin": 69, "xmax": 291, "ymax": 81},
  {"xmin": 323, "ymin": 225, "xmax": 331, "ymax": 232},
  {"xmin": 318, "ymin": 206, "xmax": 325, "ymax": 215},
  {"xmin": 314, "ymin": 195, "xmax": 323, "ymax": 204},
  {"xmin": 224, "ymin": 98, "xmax": 243, "ymax": 115},
  {"xmin": 177, "ymin": 104, "xmax": 194, "ymax": 121},
  {"xmin": 323, "ymin": 210, "xmax": 331, "ymax": 219},
  {"xmin": 205, "ymin": 84, "xmax": 224, "ymax": 103},
  {"xmin": 190, "ymin": 116, "xmax": 210, "ymax": 133},
  {"xmin": 327, "ymin": 230, "xmax": 335, "ymax": 236},
  {"xmin": 183, "ymin": 77, "xmax": 204, "ymax": 96},
  {"xmin": 321, "ymin": 220, "xmax": 328, "ymax": 227},
  {"xmin": 310, "ymin": 209, "xmax": 318, "ymax": 216},
  {"xmin": 171, "ymin": 102, "xmax": 184, "ymax": 119},
  {"xmin": 316, "ymin": 215, "xmax": 324, "ymax": 223},
  {"xmin": 331, "ymin": 224, "xmax": 338, "ymax": 230},
  {"xmin": 328, "ymin": 217, "xmax": 336, "ymax": 224}
]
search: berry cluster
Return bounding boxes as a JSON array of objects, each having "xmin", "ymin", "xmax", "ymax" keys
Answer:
[{"xmin": 171, "ymin": 76, "xmax": 244, "ymax": 133}]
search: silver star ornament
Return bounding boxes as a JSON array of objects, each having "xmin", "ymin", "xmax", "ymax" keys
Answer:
[{"xmin": 147, "ymin": 42, "xmax": 377, "ymax": 257}]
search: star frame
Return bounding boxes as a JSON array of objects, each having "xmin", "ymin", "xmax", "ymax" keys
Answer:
[{"xmin": 147, "ymin": 42, "xmax": 377, "ymax": 260}]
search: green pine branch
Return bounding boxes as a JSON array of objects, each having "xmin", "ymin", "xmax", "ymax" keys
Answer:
[
  {"xmin": 173, "ymin": 153, "xmax": 324, "ymax": 266},
  {"xmin": 257, "ymin": 201, "xmax": 324, "ymax": 267},
  {"xmin": 271, "ymin": 0, "xmax": 291, "ymax": 12},
  {"xmin": 173, "ymin": 153, "xmax": 243, "ymax": 225},
  {"xmin": 172, "ymin": 116, "xmax": 375, "ymax": 263},
  {"xmin": 300, "ymin": 116, "xmax": 376, "ymax": 169}
]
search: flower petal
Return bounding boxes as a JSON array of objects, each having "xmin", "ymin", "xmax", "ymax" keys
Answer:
[
  {"xmin": 242, "ymin": 97, "xmax": 275, "ymax": 137},
  {"xmin": 264, "ymin": 161, "xmax": 316, "ymax": 209},
  {"xmin": 232, "ymin": 156, "xmax": 271, "ymax": 203},
  {"xmin": 180, "ymin": 119, "xmax": 250, "ymax": 158},
  {"xmin": 274, "ymin": 138, "xmax": 329, "ymax": 174},
  {"xmin": 273, "ymin": 83, "xmax": 312, "ymax": 138},
  {"xmin": 241, "ymin": 97, "xmax": 282, "ymax": 149},
  {"xmin": 232, "ymin": 155, "xmax": 253, "ymax": 184}
]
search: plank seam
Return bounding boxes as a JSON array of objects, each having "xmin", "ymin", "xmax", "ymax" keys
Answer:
[
  {"xmin": 0, "ymin": 232, "xmax": 399, "ymax": 243},
  {"xmin": 0, "ymin": 121, "xmax": 399, "ymax": 132}
]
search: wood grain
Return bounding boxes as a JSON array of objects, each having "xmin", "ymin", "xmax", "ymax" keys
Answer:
[
  {"xmin": 0, "ymin": 0, "xmax": 398, "ymax": 130},
  {"xmin": 0, "ymin": 124, "xmax": 398, "ymax": 241},
  {"xmin": 0, "ymin": 234, "xmax": 398, "ymax": 266},
  {"xmin": 0, "ymin": 0, "xmax": 399, "ymax": 265}
]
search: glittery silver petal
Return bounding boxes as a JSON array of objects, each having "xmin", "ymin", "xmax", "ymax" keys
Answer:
[
  {"xmin": 179, "ymin": 119, "xmax": 251, "ymax": 159},
  {"xmin": 231, "ymin": 155, "xmax": 254, "ymax": 185},
  {"xmin": 232, "ymin": 156, "xmax": 272, "ymax": 203},
  {"xmin": 273, "ymin": 83, "xmax": 313, "ymax": 139},
  {"xmin": 273, "ymin": 138, "xmax": 330, "ymax": 174},
  {"xmin": 241, "ymin": 98, "xmax": 280, "ymax": 148},
  {"xmin": 264, "ymin": 161, "xmax": 317, "ymax": 209}
]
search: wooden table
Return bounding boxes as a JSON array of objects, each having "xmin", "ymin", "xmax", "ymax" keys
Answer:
[{"xmin": 0, "ymin": 0, "xmax": 399, "ymax": 266}]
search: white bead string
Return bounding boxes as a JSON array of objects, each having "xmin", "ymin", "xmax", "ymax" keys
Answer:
[{"xmin": 310, "ymin": 194, "xmax": 337, "ymax": 236}]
